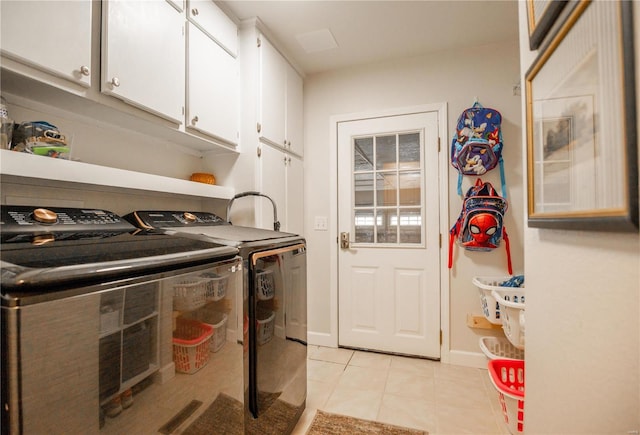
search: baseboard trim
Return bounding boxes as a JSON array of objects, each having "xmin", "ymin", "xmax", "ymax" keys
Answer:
[
  {"xmin": 307, "ymin": 331, "xmax": 337, "ymax": 348},
  {"xmin": 448, "ymin": 349, "xmax": 490, "ymax": 369}
]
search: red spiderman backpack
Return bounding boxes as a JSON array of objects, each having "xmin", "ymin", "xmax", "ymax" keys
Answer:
[{"xmin": 448, "ymin": 179, "xmax": 512, "ymax": 274}]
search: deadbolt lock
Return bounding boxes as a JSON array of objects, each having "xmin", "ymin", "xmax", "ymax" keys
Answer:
[{"xmin": 340, "ymin": 232, "xmax": 350, "ymax": 249}]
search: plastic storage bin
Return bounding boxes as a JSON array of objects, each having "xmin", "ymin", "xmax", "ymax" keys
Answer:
[
  {"xmin": 201, "ymin": 273, "xmax": 228, "ymax": 302},
  {"xmin": 256, "ymin": 269, "xmax": 274, "ymax": 300},
  {"xmin": 256, "ymin": 309, "xmax": 275, "ymax": 345},
  {"xmin": 173, "ymin": 279, "xmax": 209, "ymax": 311},
  {"xmin": 488, "ymin": 359, "xmax": 525, "ymax": 434},
  {"xmin": 172, "ymin": 318, "xmax": 213, "ymax": 374},
  {"xmin": 479, "ymin": 336, "xmax": 525, "ymax": 361},
  {"xmin": 187, "ymin": 308, "xmax": 228, "ymax": 353},
  {"xmin": 491, "ymin": 289, "xmax": 525, "ymax": 350},
  {"xmin": 473, "ymin": 276, "xmax": 522, "ymax": 325}
]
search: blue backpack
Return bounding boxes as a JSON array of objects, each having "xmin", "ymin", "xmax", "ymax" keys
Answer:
[{"xmin": 451, "ymin": 102, "xmax": 506, "ymax": 197}]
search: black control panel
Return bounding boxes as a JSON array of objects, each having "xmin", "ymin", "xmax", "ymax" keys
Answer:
[
  {"xmin": 1, "ymin": 206, "xmax": 135, "ymax": 239},
  {"xmin": 124, "ymin": 211, "xmax": 227, "ymax": 229}
]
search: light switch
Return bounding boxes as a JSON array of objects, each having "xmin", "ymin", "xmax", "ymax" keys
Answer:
[{"xmin": 314, "ymin": 216, "xmax": 328, "ymax": 231}]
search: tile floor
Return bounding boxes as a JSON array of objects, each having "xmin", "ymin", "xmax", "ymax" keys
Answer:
[{"xmin": 292, "ymin": 346, "xmax": 510, "ymax": 435}]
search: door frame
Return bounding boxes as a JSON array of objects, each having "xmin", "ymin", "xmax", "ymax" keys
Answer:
[{"xmin": 328, "ymin": 103, "xmax": 451, "ymax": 362}]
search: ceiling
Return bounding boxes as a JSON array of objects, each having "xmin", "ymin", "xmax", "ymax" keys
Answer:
[{"xmin": 219, "ymin": 1, "xmax": 520, "ymax": 76}]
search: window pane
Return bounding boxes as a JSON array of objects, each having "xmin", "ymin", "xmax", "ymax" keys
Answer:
[
  {"xmin": 351, "ymin": 129, "xmax": 424, "ymax": 246},
  {"xmin": 399, "ymin": 208, "xmax": 422, "ymax": 243},
  {"xmin": 354, "ymin": 137, "xmax": 374, "ymax": 171},
  {"xmin": 376, "ymin": 172, "xmax": 397, "ymax": 206},
  {"xmin": 354, "ymin": 173, "xmax": 374, "ymax": 206},
  {"xmin": 376, "ymin": 135, "xmax": 396, "ymax": 170},
  {"xmin": 398, "ymin": 171, "xmax": 421, "ymax": 206},
  {"xmin": 376, "ymin": 209, "xmax": 397, "ymax": 243},
  {"xmin": 354, "ymin": 209, "xmax": 375, "ymax": 243},
  {"xmin": 399, "ymin": 133, "xmax": 420, "ymax": 169}
]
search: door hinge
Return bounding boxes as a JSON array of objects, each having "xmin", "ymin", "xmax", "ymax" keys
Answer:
[
  {"xmin": 257, "ymin": 146, "xmax": 261, "ymax": 157},
  {"xmin": 257, "ymin": 122, "xmax": 262, "ymax": 133},
  {"xmin": 257, "ymin": 37, "xmax": 261, "ymax": 48},
  {"xmin": 440, "ymin": 330, "xmax": 443, "ymax": 345},
  {"xmin": 437, "ymin": 136, "xmax": 441, "ymax": 152},
  {"xmin": 439, "ymin": 233, "xmax": 442, "ymax": 248}
]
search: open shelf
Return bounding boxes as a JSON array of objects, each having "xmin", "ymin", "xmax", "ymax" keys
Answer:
[{"xmin": 0, "ymin": 150, "xmax": 234, "ymax": 199}]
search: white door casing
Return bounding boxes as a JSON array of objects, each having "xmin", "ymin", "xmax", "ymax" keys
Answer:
[{"xmin": 337, "ymin": 110, "xmax": 442, "ymax": 358}]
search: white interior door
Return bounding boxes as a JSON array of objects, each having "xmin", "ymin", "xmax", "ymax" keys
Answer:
[{"xmin": 338, "ymin": 112, "xmax": 441, "ymax": 358}]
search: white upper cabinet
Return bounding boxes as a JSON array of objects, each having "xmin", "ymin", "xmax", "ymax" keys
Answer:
[
  {"xmin": 187, "ymin": 23, "xmax": 239, "ymax": 145},
  {"xmin": 187, "ymin": 0, "xmax": 238, "ymax": 56},
  {"xmin": 0, "ymin": 0, "xmax": 92, "ymax": 87},
  {"xmin": 167, "ymin": 0, "xmax": 184, "ymax": 12},
  {"xmin": 285, "ymin": 62, "xmax": 304, "ymax": 157},
  {"xmin": 258, "ymin": 34, "xmax": 304, "ymax": 157},
  {"xmin": 259, "ymin": 35, "xmax": 287, "ymax": 150},
  {"xmin": 101, "ymin": 0, "xmax": 185, "ymax": 124}
]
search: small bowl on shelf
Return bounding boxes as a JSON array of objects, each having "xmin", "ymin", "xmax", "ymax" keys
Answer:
[{"xmin": 190, "ymin": 172, "xmax": 215, "ymax": 185}]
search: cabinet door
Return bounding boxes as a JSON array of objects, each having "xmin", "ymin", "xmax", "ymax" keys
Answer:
[
  {"xmin": 187, "ymin": 23, "xmax": 239, "ymax": 145},
  {"xmin": 286, "ymin": 154, "xmax": 304, "ymax": 236},
  {"xmin": 187, "ymin": 0, "xmax": 237, "ymax": 56},
  {"xmin": 285, "ymin": 63, "xmax": 304, "ymax": 157},
  {"xmin": 259, "ymin": 145, "xmax": 287, "ymax": 231},
  {"xmin": 0, "ymin": 0, "xmax": 92, "ymax": 87},
  {"xmin": 102, "ymin": 0, "xmax": 185, "ymax": 123},
  {"xmin": 258, "ymin": 36, "xmax": 286, "ymax": 149}
]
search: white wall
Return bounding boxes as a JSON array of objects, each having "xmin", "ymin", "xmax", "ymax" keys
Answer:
[
  {"xmin": 303, "ymin": 39, "xmax": 523, "ymax": 360},
  {"xmin": 517, "ymin": 2, "xmax": 640, "ymax": 433}
]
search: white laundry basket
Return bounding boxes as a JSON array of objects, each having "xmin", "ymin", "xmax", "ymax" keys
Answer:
[
  {"xmin": 491, "ymin": 288, "xmax": 525, "ymax": 350},
  {"xmin": 473, "ymin": 276, "xmax": 522, "ymax": 325},
  {"xmin": 479, "ymin": 336, "xmax": 525, "ymax": 360}
]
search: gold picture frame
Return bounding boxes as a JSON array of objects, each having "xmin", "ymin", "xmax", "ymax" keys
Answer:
[
  {"xmin": 525, "ymin": 0, "xmax": 638, "ymax": 231},
  {"xmin": 526, "ymin": 0, "xmax": 569, "ymax": 50}
]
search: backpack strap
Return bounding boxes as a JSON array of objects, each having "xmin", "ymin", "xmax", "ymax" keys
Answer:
[
  {"xmin": 498, "ymin": 156, "xmax": 507, "ymax": 200},
  {"xmin": 457, "ymin": 172, "xmax": 464, "ymax": 197},
  {"xmin": 503, "ymin": 226, "xmax": 513, "ymax": 275},
  {"xmin": 448, "ymin": 222, "xmax": 459, "ymax": 269}
]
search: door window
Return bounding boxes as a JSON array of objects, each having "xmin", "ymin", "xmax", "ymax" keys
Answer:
[{"xmin": 352, "ymin": 131, "xmax": 423, "ymax": 245}]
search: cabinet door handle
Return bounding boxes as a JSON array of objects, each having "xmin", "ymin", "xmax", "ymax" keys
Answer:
[
  {"xmin": 191, "ymin": 8, "xmax": 199, "ymax": 16},
  {"xmin": 192, "ymin": 116, "xmax": 199, "ymax": 125},
  {"xmin": 110, "ymin": 77, "xmax": 120, "ymax": 88},
  {"xmin": 80, "ymin": 65, "xmax": 90, "ymax": 76}
]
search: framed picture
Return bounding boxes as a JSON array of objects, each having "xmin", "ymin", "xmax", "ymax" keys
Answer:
[
  {"xmin": 525, "ymin": 0, "xmax": 638, "ymax": 232},
  {"xmin": 526, "ymin": 0, "xmax": 568, "ymax": 50}
]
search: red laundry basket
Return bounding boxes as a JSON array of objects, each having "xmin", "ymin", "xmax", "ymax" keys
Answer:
[{"xmin": 488, "ymin": 359, "xmax": 525, "ymax": 434}]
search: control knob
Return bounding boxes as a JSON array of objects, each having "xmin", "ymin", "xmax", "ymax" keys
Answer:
[
  {"xmin": 32, "ymin": 208, "xmax": 57, "ymax": 224},
  {"xmin": 183, "ymin": 212, "xmax": 197, "ymax": 223}
]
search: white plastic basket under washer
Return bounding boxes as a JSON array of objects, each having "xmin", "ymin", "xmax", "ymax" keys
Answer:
[
  {"xmin": 201, "ymin": 273, "xmax": 228, "ymax": 302},
  {"xmin": 256, "ymin": 270, "xmax": 274, "ymax": 300}
]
